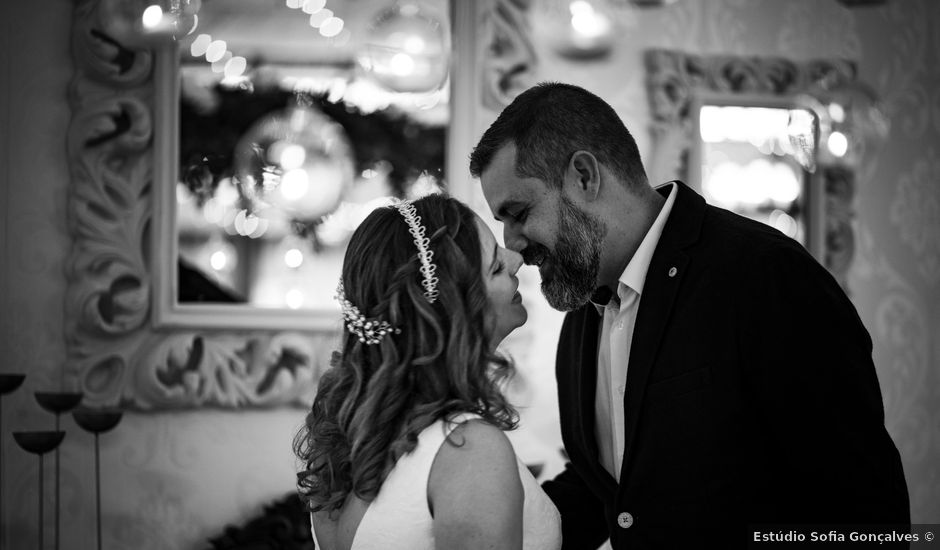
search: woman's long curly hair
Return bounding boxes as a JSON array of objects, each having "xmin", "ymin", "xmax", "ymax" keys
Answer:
[{"xmin": 293, "ymin": 194, "xmax": 518, "ymax": 513}]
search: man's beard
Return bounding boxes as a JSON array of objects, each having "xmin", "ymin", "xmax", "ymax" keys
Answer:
[{"xmin": 527, "ymin": 195, "xmax": 607, "ymax": 312}]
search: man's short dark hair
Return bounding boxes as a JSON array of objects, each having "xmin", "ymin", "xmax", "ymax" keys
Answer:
[{"xmin": 469, "ymin": 82, "xmax": 647, "ymax": 189}]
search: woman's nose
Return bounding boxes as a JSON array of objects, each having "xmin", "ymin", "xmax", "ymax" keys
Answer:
[{"xmin": 506, "ymin": 248, "xmax": 524, "ymax": 275}]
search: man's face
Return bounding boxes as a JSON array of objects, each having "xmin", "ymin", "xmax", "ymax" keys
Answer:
[{"xmin": 480, "ymin": 144, "xmax": 607, "ymax": 311}]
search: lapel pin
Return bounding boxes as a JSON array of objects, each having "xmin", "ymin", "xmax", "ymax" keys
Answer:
[{"xmin": 668, "ymin": 267, "xmax": 677, "ymax": 277}]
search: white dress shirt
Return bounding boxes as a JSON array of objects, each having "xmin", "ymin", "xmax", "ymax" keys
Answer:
[{"xmin": 593, "ymin": 182, "xmax": 677, "ymax": 480}]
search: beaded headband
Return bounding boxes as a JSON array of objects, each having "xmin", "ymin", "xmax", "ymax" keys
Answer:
[
  {"xmin": 393, "ymin": 200, "xmax": 439, "ymax": 303},
  {"xmin": 335, "ymin": 200, "xmax": 440, "ymax": 345}
]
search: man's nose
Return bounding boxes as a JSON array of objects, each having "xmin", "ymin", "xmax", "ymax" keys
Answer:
[
  {"xmin": 506, "ymin": 249, "xmax": 524, "ymax": 275},
  {"xmin": 503, "ymin": 226, "xmax": 526, "ymax": 254}
]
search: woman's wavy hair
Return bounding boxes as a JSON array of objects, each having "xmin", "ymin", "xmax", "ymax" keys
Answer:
[{"xmin": 293, "ymin": 193, "xmax": 518, "ymax": 513}]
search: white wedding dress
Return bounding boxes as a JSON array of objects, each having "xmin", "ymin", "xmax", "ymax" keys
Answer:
[{"xmin": 310, "ymin": 413, "xmax": 562, "ymax": 550}]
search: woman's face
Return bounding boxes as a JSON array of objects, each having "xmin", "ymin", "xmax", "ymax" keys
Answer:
[{"xmin": 475, "ymin": 216, "xmax": 527, "ymax": 345}]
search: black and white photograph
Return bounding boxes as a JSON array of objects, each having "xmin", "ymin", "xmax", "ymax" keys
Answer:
[{"xmin": 1, "ymin": 0, "xmax": 937, "ymax": 549}]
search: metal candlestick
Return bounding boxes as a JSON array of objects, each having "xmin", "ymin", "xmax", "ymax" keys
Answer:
[
  {"xmin": 35, "ymin": 391, "xmax": 83, "ymax": 550},
  {"xmin": 12, "ymin": 430, "xmax": 66, "ymax": 550},
  {"xmin": 73, "ymin": 408, "xmax": 122, "ymax": 550},
  {"xmin": 0, "ymin": 373, "xmax": 26, "ymax": 547}
]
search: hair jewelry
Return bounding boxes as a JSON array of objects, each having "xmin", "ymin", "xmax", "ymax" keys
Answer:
[
  {"xmin": 334, "ymin": 200, "xmax": 440, "ymax": 345},
  {"xmin": 335, "ymin": 281, "xmax": 400, "ymax": 345},
  {"xmin": 393, "ymin": 200, "xmax": 440, "ymax": 303}
]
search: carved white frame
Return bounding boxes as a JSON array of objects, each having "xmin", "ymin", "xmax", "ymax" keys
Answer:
[
  {"xmin": 645, "ymin": 49, "xmax": 859, "ymax": 290},
  {"xmin": 65, "ymin": 0, "xmax": 536, "ymax": 409}
]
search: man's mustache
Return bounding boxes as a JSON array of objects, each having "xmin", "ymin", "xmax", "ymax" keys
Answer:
[{"xmin": 522, "ymin": 244, "xmax": 550, "ymax": 266}]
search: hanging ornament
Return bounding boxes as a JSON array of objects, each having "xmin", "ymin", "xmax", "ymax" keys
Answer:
[
  {"xmin": 234, "ymin": 94, "xmax": 355, "ymax": 223},
  {"xmin": 103, "ymin": 0, "xmax": 201, "ymax": 45},
  {"xmin": 786, "ymin": 108, "xmax": 819, "ymax": 173},
  {"xmin": 550, "ymin": 0, "xmax": 615, "ymax": 60},
  {"xmin": 357, "ymin": 1, "xmax": 450, "ymax": 94},
  {"xmin": 795, "ymin": 75, "xmax": 889, "ymax": 168}
]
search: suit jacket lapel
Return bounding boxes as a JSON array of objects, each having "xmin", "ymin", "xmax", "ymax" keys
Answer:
[{"xmin": 620, "ymin": 182, "xmax": 705, "ymax": 476}]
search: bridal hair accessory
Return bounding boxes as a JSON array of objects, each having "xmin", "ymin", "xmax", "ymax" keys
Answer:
[
  {"xmin": 334, "ymin": 200, "xmax": 440, "ymax": 345},
  {"xmin": 336, "ymin": 281, "xmax": 401, "ymax": 345},
  {"xmin": 393, "ymin": 200, "xmax": 440, "ymax": 303}
]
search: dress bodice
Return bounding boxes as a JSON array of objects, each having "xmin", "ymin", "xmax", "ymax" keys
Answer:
[{"xmin": 310, "ymin": 413, "xmax": 561, "ymax": 550}]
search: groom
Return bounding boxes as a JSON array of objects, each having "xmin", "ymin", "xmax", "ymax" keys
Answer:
[{"xmin": 470, "ymin": 82, "xmax": 909, "ymax": 548}]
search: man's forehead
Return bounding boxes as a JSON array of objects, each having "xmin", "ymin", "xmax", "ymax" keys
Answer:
[{"xmin": 480, "ymin": 153, "xmax": 515, "ymax": 210}]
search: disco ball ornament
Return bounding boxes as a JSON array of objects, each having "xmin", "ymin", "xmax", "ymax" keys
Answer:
[
  {"xmin": 795, "ymin": 76, "xmax": 889, "ymax": 168},
  {"xmin": 786, "ymin": 108, "xmax": 819, "ymax": 173},
  {"xmin": 548, "ymin": 0, "xmax": 614, "ymax": 60},
  {"xmin": 102, "ymin": 0, "xmax": 201, "ymax": 45},
  {"xmin": 234, "ymin": 99, "xmax": 354, "ymax": 222},
  {"xmin": 358, "ymin": 1, "xmax": 450, "ymax": 94}
]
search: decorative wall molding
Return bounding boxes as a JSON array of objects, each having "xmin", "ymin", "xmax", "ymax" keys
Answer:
[
  {"xmin": 66, "ymin": 0, "xmax": 329, "ymax": 410},
  {"xmin": 644, "ymin": 48, "xmax": 859, "ymax": 290},
  {"xmin": 482, "ymin": 0, "xmax": 537, "ymax": 110}
]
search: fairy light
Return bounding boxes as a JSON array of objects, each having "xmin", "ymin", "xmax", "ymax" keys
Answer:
[
  {"xmin": 285, "ymin": 289, "xmax": 305, "ymax": 309},
  {"xmin": 319, "ymin": 17, "xmax": 344, "ymax": 37},
  {"xmin": 284, "ymin": 248, "xmax": 304, "ymax": 268},
  {"xmin": 302, "ymin": 0, "xmax": 327, "ymax": 14},
  {"xmin": 190, "ymin": 33, "xmax": 211, "ymax": 56},
  {"xmin": 309, "ymin": 9, "xmax": 333, "ymax": 27},
  {"xmin": 141, "ymin": 5, "xmax": 164, "ymax": 29},
  {"xmin": 827, "ymin": 131, "xmax": 849, "ymax": 157},
  {"xmin": 205, "ymin": 39, "xmax": 227, "ymax": 62}
]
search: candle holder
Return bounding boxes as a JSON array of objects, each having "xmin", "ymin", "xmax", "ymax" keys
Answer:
[
  {"xmin": 0, "ymin": 373, "xmax": 26, "ymax": 547},
  {"xmin": 13, "ymin": 430, "xmax": 66, "ymax": 550},
  {"xmin": 73, "ymin": 408, "xmax": 122, "ymax": 550},
  {"xmin": 34, "ymin": 391, "xmax": 83, "ymax": 550}
]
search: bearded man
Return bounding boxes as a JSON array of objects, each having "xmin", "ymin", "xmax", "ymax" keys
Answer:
[{"xmin": 470, "ymin": 82, "xmax": 909, "ymax": 549}]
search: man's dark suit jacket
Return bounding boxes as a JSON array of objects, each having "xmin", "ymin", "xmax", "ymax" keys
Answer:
[{"xmin": 542, "ymin": 181, "xmax": 910, "ymax": 549}]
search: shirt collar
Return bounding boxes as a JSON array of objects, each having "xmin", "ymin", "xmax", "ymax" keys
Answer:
[{"xmin": 591, "ymin": 181, "xmax": 677, "ymax": 315}]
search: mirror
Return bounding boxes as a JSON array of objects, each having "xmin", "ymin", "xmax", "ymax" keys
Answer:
[
  {"xmin": 645, "ymin": 49, "xmax": 860, "ymax": 290},
  {"xmin": 66, "ymin": 0, "xmax": 536, "ymax": 408},
  {"xmin": 157, "ymin": 0, "xmax": 453, "ymax": 329},
  {"xmin": 694, "ymin": 101, "xmax": 821, "ymax": 254}
]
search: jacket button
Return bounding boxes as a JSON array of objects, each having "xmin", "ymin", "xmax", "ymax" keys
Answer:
[{"xmin": 617, "ymin": 511, "xmax": 634, "ymax": 529}]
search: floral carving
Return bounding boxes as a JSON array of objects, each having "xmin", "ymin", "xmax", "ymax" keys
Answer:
[{"xmin": 482, "ymin": 0, "xmax": 537, "ymax": 110}]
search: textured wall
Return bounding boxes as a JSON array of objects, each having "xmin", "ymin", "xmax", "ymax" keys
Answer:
[{"xmin": 0, "ymin": 1, "xmax": 937, "ymax": 550}]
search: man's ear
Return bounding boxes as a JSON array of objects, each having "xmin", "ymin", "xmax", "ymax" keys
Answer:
[{"xmin": 564, "ymin": 150, "xmax": 601, "ymax": 202}]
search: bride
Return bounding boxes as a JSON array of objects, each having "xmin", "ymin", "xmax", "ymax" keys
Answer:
[{"xmin": 294, "ymin": 193, "xmax": 562, "ymax": 550}]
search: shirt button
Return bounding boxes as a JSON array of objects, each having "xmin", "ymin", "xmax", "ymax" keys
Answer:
[
  {"xmin": 617, "ymin": 511, "xmax": 634, "ymax": 529},
  {"xmin": 617, "ymin": 385, "xmax": 625, "ymax": 395},
  {"xmin": 668, "ymin": 267, "xmax": 678, "ymax": 277},
  {"xmin": 616, "ymin": 321, "xmax": 624, "ymax": 330}
]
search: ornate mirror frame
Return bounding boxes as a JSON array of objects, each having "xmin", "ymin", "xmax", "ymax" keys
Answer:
[
  {"xmin": 66, "ymin": 0, "xmax": 537, "ymax": 410},
  {"xmin": 645, "ymin": 49, "xmax": 858, "ymax": 291}
]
